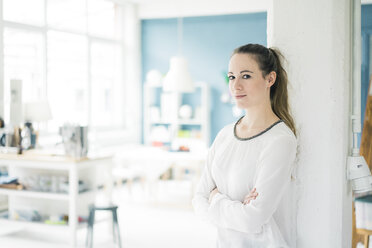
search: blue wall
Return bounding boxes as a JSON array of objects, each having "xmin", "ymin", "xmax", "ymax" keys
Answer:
[
  {"xmin": 141, "ymin": 13, "xmax": 267, "ymax": 144},
  {"xmin": 361, "ymin": 4, "xmax": 372, "ymax": 147}
]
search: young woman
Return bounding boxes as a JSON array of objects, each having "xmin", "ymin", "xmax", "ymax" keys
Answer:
[{"xmin": 192, "ymin": 43, "xmax": 298, "ymax": 248}]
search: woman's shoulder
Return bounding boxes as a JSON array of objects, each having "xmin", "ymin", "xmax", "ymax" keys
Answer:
[
  {"xmin": 215, "ymin": 122, "xmax": 235, "ymax": 140},
  {"xmin": 274, "ymin": 121, "xmax": 296, "ymax": 138},
  {"xmin": 208, "ymin": 123, "xmax": 234, "ymax": 148},
  {"xmin": 263, "ymin": 121, "xmax": 297, "ymax": 147}
]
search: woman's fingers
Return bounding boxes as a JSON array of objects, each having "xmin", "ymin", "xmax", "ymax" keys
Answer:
[
  {"xmin": 243, "ymin": 189, "xmax": 259, "ymax": 205},
  {"xmin": 244, "ymin": 196, "xmax": 257, "ymax": 203},
  {"xmin": 244, "ymin": 198, "xmax": 254, "ymax": 204},
  {"xmin": 244, "ymin": 194, "xmax": 257, "ymax": 200},
  {"xmin": 244, "ymin": 192, "xmax": 258, "ymax": 200}
]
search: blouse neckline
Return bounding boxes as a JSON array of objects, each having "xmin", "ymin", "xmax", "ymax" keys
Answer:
[{"xmin": 233, "ymin": 116, "xmax": 283, "ymax": 141}]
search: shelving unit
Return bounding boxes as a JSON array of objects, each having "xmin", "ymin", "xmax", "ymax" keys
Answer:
[
  {"xmin": 143, "ymin": 81, "xmax": 210, "ymax": 151},
  {"xmin": 0, "ymin": 152, "xmax": 113, "ymax": 248},
  {"xmin": 0, "ymin": 187, "xmax": 95, "ymax": 201}
]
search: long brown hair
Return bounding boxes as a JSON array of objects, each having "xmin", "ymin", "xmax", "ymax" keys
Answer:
[{"xmin": 232, "ymin": 44, "xmax": 297, "ymax": 138}]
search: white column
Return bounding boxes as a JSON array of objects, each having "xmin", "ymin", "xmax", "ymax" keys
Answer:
[
  {"xmin": 0, "ymin": 0, "xmax": 4, "ymax": 118},
  {"xmin": 268, "ymin": 0, "xmax": 352, "ymax": 247},
  {"xmin": 122, "ymin": 2, "xmax": 141, "ymax": 143}
]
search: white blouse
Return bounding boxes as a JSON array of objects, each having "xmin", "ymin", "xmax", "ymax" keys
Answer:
[{"xmin": 192, "ymin": 118, "xmax": 298, "ymax": 248}]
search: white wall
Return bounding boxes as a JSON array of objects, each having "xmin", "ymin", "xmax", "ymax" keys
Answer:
[{"xmin": 267, "ymin": 0, "xmax": 352, "ymax": 247}]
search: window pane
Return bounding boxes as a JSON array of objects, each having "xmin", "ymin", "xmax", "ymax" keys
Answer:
[
  {"xmin": 3, "ymin": 0, "xmax": 44, "ymax": 26},
  {"xmin": 91, "ymin": 42, "xmax": 123, "ymax": 128},
  {"xmin": 47, "ymin": 0, "xmax": 86, "ymax": 33},
  {"xmin": 3, "ymin": 28, "xmax": 44, "ymax": 123},
  {"xmin": 88, "ymin": 0, "xmax": 122, "ymax": 39},
  {"xmin": 47, "ymin": 31, "xmax": 88, "ymax": 130}
]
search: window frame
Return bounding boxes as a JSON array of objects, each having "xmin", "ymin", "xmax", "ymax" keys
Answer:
[{"xmin": 0, "ymin": 0, "xmax": 141, "ymax": 145}]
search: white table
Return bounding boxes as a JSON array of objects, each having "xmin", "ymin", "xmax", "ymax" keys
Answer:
[
  {"xmin": 114, "ymin": 145, "xmax": 207, "ymax": 201},
  {"xmin": 0, "ymin": 151, "xmax": 113, "ymax": 247}
]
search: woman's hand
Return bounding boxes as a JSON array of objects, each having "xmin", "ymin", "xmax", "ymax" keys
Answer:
[
  {"xmin": 209, "ymin": 187, "xmax": 219, "ymax": 203},
  {"xmin": 243, "ymin": 187, "xmax": 258, "ymax": 205}
]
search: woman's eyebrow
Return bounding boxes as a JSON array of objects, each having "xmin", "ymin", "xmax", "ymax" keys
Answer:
[{"xmin": 228, "ymin": 70, "xmax": 254, "ymax": 74}]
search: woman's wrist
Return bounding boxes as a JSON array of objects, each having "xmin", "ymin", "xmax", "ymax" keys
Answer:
[{"xmin": 209, "ymin": 187, "xmax": 219, "ymax": 203}]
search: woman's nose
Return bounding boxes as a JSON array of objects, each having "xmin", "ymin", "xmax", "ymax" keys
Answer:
[{"xmin": 233, "ymin": 78, "xmax": 242, "ymax": 90}]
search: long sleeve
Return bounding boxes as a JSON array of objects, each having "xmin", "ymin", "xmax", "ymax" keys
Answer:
[
  {"xmin": 207, "ymin": 134, "xmax": 297, "ymax": 234},
  {"xmin": 191, "ymin": 134, "xmax": 218, "ymax": 220}
]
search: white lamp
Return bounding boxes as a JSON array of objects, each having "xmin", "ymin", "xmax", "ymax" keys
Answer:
[
  {"xmin": 163, "ymin": 56, "xmax": 195, "ymax": 93},
  {"xmin": 163, "ymin": 17, "xmax": 195, "ymax": 93}
]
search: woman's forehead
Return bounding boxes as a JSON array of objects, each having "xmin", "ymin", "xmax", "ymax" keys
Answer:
[{"xmin": 229, "ymin": 54, "xmax": 259, "ymax": 72}]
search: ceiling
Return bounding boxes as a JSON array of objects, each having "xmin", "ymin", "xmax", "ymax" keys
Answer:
[
  {"xmin": 126, "ymin": 0, "xmax": 372, "ymax": 19},
  {"xmin": 115, "ymin": 0, "xmax": 266, "ymax": 19}
]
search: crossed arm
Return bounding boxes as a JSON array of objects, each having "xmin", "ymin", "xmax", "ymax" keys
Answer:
[
  {"xmin": 192, "ymin": 135, "xmax": 297, "ymax": 234},
  {"xmin": 209, "ymin": 187, "xmax": 258, "ymax": 205}
]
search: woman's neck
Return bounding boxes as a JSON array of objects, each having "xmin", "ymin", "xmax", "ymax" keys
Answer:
[{"xmin": 240, "ymin": 104, "xmax": 279, "ymax": 130}]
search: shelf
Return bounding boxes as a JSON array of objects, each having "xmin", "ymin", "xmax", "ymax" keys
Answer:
[
  {"xmin": 150, "ymin": 119, "xmax": 202, "ymax": 125},
  {"xmin": 0, "ymin": 217, "xmax": 87, "ymax": 231},
  {"xmin": 0, "ymin": 214, "xmax": 109, "ymax": 233},
  {"xmin": 0, "ymin": 155, "xmax": 112, "ymax": 245},
  {"xmin": 145, "ymin": 82, "xmax": 205, "ymax": 88},
  {"xmin": 0, "ymin": 152, "xmax": 114, "ymax": 171},
  {"xmin": 0, "ymin": 188, "xmax": 94, "ymax": 201},
  {"xmin": 179, "ymin": 119, "xmax": 203, "ymax": 125},
  {"xmin": 144, "ymin": 81, "xmax": 210, "ymax": 149}
]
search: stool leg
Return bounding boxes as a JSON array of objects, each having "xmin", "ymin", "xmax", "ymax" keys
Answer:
[
  {"xmin": 113, "ymin": 209, "xmax": 122, "ymax": 248},
  {"xmin": 112, "ymin": 210, "xmax": 117, "ymax": 244},
  {"xmin": 365, "ymin": 234, "xmax": 369, "ymax": 248},
  {"xmin": 86, "ymin": 208, "xmax": 95, "ymax": 248},
  {"xmin": 86, "ymin": 208, "xmax": 93, "ymax": 248}
]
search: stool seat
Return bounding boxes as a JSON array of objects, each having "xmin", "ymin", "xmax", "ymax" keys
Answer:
[
  {"xmin": 86, "ymin": 204, "xmax": 122, "ymax": 248},
  {"xmin": 90, "ymin": 205, "xmax": 118, "ymax": 211}
]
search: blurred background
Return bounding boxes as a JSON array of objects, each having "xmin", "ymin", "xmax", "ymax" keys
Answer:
[{"xmin": 0, "ymin": 0, "xmax": 371, "ymax": 247}]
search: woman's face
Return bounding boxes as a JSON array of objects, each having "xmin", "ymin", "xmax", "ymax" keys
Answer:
[{"xmin": 228, "ymin": 53, "xmax": 272, "ymax": 109}]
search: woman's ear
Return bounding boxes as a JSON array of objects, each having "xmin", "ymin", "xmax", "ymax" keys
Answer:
[{"xmin": 267, "ymin": 71, "xmax": 277, "ymax": 88}]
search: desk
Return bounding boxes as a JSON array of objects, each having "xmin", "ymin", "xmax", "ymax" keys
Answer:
[
  {"xmin": 0, "ymin": 151, "xmax": 113, "ymax": 248},
  {"xmin": 114, "ymin": 145, "xmax": 207, "ymax": 201}
]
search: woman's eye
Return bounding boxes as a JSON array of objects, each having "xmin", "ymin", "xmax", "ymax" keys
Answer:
[
  {"xmin": 228, "ymin": 75, "xmax": 235, "ymax": 80},
  {"xmin": 242, "ymin": 74, "xmax": 251, "ymax": 79}
]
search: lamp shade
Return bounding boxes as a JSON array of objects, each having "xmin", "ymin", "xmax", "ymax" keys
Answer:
[
  {"xmin": 162, "ymin": 57, "xmax": 195, "ymax": 93},
  {"xmin": 24, "ymin": 101, "xmax": 52, "ymax": 122}
]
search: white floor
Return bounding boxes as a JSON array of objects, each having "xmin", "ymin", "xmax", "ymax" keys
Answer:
[{"xmin": 0, "ymin": 180, "xmax": 216, "ymax": 248}]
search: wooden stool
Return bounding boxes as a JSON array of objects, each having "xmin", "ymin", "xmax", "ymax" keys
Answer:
[
  {"xmin": 86, "ymin": 205, "xmax": 122, "ymax": 248},
  {"xmin": 356, "ymin": 228, "xmax": 371, "ymax": 248},
  {"xmin": 354, "ymin": 194, "xmax": 372, "ymax": 248}
]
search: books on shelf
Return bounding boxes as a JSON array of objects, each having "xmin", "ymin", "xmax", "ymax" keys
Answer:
[
  {"xmin": 0, "ymin": 183, "xmax": 23, "ymax": 190},
  {"xmin": 0, "ymin": 175, "xmax": 23, "ymax": 190}
]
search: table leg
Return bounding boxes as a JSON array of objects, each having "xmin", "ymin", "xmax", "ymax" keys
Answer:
[
  {"xmin": 69, "ymin": 165, "xmax": 78, "ymax": 247},
  {"xmin": 365, "ymin": 234, "xmax": 370, "ymax": 248}
]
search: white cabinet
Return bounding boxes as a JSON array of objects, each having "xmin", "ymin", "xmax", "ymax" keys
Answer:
[
  {"xmin": 0, "ymin": 152, "xmax": 113, "ymax": 247},
  {"xmin": 143, "ymin": 81, "xmax": 210, "ymax": 151}
]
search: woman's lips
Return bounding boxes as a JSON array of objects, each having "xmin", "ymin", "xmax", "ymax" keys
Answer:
[{"xmin": 235, "ymin": 95, "xmax": 246, "ymax": 99}]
